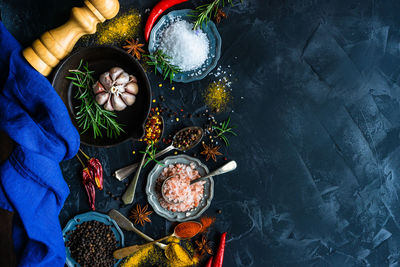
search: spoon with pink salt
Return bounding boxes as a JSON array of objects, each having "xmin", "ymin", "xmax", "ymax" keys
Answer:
[{"xmin": 161, "ymin": 160, "xmax": 237, "ymax": 204}]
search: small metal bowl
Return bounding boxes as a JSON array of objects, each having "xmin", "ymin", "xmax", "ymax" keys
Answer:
[
  {"xmin": 148, "ymin": 9, "xmax": 222, "ymax": 83},
  {"xmin": 146, "ymin": 155, "xmax": 214, "ymax": 222}
]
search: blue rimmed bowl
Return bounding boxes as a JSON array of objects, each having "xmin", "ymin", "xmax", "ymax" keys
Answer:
[
  {"xmin": 146, "ymin": 155, "xmax": 214, "ymax": 222},
  {"xmin": 148, "ymin": 9, "xmax": 222, "ymax": 83},
  {"xmin": 63, "ymin": 211, "xmax": 125, "ymax": 267}
]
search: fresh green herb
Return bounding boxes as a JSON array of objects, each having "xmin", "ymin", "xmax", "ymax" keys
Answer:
[
  {"xmin": 67, "ymin": 60, "xmax": 124, "ymax": 139},
  {"xmin": 191, "ymin": 0, "xmax": 242, "ymax": 29},
  {"xmin": 145, "ymin": 50, "xmax": 182, "ymax": 83},
  {"xmin": 140, "ymin": 141, "xmax": 165, "ymax": 168},
  {"xmin": 213, "ymin": 117, "xmax": 237, "ymax": 146}
]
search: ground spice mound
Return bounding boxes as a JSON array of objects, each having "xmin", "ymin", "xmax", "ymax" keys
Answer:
[
  {"xmin": 96, "ymin": 9, "xmax": 141, "ymax": 45},
  {"xmin": 203, "ymin": 79, "xmax": 232, "ymax": 112}
]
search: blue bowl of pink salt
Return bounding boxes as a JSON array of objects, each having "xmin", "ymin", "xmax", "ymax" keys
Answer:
[{"xmin": 148, "ymin": 9, "xmax": 222, "ymax": 83}]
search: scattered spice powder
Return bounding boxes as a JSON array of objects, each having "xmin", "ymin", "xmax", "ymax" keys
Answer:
[
  {"xmin": 96, "ymin": 9, "xmax": 141, "ymax": 45},
  {"xmin": 123, "ymin": 244, "xmax": 163, "ymax": 267},
  {"xmin": 203, "ymin": 79, "xmax": 232, "ymax": 112},
  {"xmin": 199, "ymin": 216, "xmax": 216, "ymax": 233}
]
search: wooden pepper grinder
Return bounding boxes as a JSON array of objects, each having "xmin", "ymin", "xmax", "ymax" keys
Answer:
[{"xmin": 22, "ymin": 0, "xmax": 120, "ymax": 76}]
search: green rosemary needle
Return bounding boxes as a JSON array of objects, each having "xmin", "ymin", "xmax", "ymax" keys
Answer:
[
  {"xmin": 191, "ymin": 0, "xmax": 241, "ymax": 29},
  {"xmin": 212, "ymin": 117, "xmax": 237, "ymax": 146},
  {"xmin": 66, "ymin": 60, "xmax": 124, "ymax": 139},
  {"xmin": 140, "ymin": 141, "xmax": 165, "ymax": 168},
  {"xmin": 145, "ymin": 50, "xmax": 182, "ymax": 83}
]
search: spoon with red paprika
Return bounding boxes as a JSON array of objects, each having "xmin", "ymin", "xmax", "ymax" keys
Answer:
[{"xmin": 113, "ymin": 221, "xmax": 202, "ymax": 259}]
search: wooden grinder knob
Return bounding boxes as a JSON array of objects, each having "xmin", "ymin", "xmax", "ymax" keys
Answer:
[{"xmin": 22, "ymin": 0, "xmax": 120, "ymax": 76}]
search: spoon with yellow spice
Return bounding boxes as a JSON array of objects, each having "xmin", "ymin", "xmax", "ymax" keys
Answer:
[{"xmin": 113, "ymin": 221, "xmax": 202, "ymax": 259}]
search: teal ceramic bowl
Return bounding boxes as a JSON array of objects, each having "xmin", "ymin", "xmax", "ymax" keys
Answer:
[
  {"xmin": 146, "ymin": 155, "xmax": 214, "ymax": 222},
  {"xmin": 63, "ymin": 211, "xmax": 124, "ymax": 267},
  {"xmin": 148, "ymin": 9, "xmax": 222, "ymax": 83}
]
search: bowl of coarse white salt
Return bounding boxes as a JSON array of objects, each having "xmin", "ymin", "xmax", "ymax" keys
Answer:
[{"xmin": 148, "ymin": 9, "xmax": 222, "ymax": 83}]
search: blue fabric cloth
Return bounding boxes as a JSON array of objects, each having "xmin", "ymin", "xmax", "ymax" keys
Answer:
[{"xmin": 0, "ymin": 22, "xmax": 80, "ymax": 266}]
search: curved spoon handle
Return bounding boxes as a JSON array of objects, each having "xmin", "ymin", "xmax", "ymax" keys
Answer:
[
  {"xmin": 113, "ymin": 235, "xmax": 169, "ymax": 259},
  {"xmin": 190, "ymin": 160, "xmax": 237, "ymax": 185},
  {"xmin": 153, "ymin": 145, "xmax": 174, "ymax": 159},
  {"xmin": 122, "ymin": 146, "xmax": 149, "ymax": 204},
  {"xmin": 113, "ymin": 162, "xmax": 139, "ymax": 181},
  {"xmin": 113, "ymin": 145, "xmax": 174, "ymax": 181}
]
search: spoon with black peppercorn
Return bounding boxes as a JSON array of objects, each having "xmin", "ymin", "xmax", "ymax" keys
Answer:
[
  {"xmin": 114, "ymin": 126, "xmax": 204, "ymax": 181},
  {"xmin": 161, "ymin": 160, "xmax": 237, "ymax": 204}
]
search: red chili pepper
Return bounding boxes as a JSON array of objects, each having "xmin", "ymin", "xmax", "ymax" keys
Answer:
[
  {"xmin": 205, "ymin": 256, "xmax": 213, "ymax": 267},
  {"xmin": 212, "ymin": 232, "xmax": 226, "ymax": 267},
  {"xmin": 144, "ymin": 0, "xmax": 189, "ymax": 42},
  {"xmin": 88, "ymin": 158, "xmax": 103, "ymax": 190},
  {"xmin": 82, "ymin": 168, "xmax": 96, "ymax": 210}
]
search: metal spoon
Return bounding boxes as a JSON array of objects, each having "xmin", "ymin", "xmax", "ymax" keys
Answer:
[
  {"xmin": 113, "ymin": 221, "xmax": 202, "ymax": 259},
  {"xmin": 122, "ymin": 115, "xmax": 163, "ymax": 205},
  {"xmin": 161, "ymin": 160, "xmax": 237, "ymax": 204},
  {"xmin": 114, "ymin": 126, "xmax": 204, "ymax": 181}
]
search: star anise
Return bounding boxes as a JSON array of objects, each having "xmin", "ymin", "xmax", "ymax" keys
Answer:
[
  {"xmin": 123, "ymin": 39, "xmax": 145, "ymax": 60},
  {"xmin": 200, "ymin": 142, "xmax": 222, "ymax": 162},
  {"xmin": 195, "ymin": 235, "xmax": 213, "ymax": 256},
  {"xmin": 129, "ymin": 204, "xmax": 153, "ymax": 226},
  {"xmin": 214, "ymin": 8, "xmax": 227, "ymax": 24}
]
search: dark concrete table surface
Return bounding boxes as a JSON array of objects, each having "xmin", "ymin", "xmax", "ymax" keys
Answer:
[{"xmin": 2, "ymin": 0, "xmax": 400, "ymax": 266}]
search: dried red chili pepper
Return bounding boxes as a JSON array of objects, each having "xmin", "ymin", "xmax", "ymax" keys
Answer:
[
  {"xmin": 144, "ymin": 0, "xmax": 188, "ymax": 42},
  {"xmin": 88, "ymin": 158, "xmax": 103, "ymax": 190},
  {"xmin": 79, "ymin": 149, "xmax": 103, "ymax": 190},
  {"xmin": 82, "ymin": 167, "xmax": 96, "ymax": 211}
]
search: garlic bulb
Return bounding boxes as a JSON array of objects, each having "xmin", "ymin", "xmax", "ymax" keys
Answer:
[{"xmin": 93, "ymin": 67, "xmax": 139, "ymax": 112}]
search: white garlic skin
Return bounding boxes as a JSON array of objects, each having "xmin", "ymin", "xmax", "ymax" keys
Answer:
[{"xmin": 93, "ymin": 67, "xmax": 139, "ymax": 112}]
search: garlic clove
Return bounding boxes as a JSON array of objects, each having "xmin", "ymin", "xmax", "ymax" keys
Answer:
[
  {"xmin": 114, "ymin": 72, "xmax": 130, "ymax": 85},
  {"xmin": 129, "ymin": 75, "xmax": 137, "ymax": 83},
  {"xmin": 115, "ymin": 84, "xmax": 125, "ymax": 94},
  {"xmin": 96, "ymin": 92, "xmax": 109, "ymax": 105},
  {"xmin": 99, "ymin": 72, "xmax": 113, "ymax": 91},
  {"xmin": 125, "ymin": 82, "xmax": 139, "ymax": 95},
  {"xmin": 120, "ymin": 92, "xmax": 136, "ymax": 106},
  {"xmin": 111, "ymin": 95, "xmax": 127, "ymax": 111},
  {"xmin": 93, "ymin": 81, "xmax": 106, "ymax": 94},
  {"xmin": 104, "ymin": 97, "xmax": 114, "ymax": 111},
  {"xmin": 109, "ymin": 67, "xmax": 124, "ymax": 81}
]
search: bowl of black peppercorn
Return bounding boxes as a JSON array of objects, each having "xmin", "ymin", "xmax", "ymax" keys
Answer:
[{"xmin": 63, "ymin": 211, "xmax": 124, "ymax": 267}]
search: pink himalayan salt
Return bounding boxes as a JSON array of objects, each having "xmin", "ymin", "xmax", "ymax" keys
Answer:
[{"xmin": 158, "ymin": 163, "xmax": 205, "ymax": 213}]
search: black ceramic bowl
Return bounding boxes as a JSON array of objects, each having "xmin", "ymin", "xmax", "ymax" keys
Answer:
[{"xmin": 52, "ymin": 46, "xmax": 151, "ymax": 147}]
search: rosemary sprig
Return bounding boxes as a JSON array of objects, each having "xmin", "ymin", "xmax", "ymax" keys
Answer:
[
  {"xmin": 212, "ymin": 117, "xmax": 237, "ymax": 146},
  {"xmin": 191, "ymin": 0, "xmax": 241, "ymax": 29},
  {"xmin": 145, "ymin": 50, "xmax": 182, "ymax": 83},
  {"xmin": 140, "ymin": 141, "xmax": 165, "ymax": 168},
  {"xmin": 67, "ymin": 60, "xmax": 124, "ymax": 139}
]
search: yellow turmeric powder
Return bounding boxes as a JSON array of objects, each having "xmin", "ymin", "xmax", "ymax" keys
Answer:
[
  {"xmin": 165, "ymin": 243, "xmax": 194, "ymax": 267},
  {"xmin": 122, "ymin": 240, "xmax": 199, "ymax": 267},
  {"xmin": 203, "ymin": 79, "xmax": 232, "ymax": 112},
  {"xmin": 95, "ymin": 9, "xmax": 141, "ymax": 45}
]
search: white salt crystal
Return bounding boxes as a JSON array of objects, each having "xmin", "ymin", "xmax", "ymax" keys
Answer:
[{"xmin": 159, "ymin": 19, "xmax": 209, "ymax": 72}]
